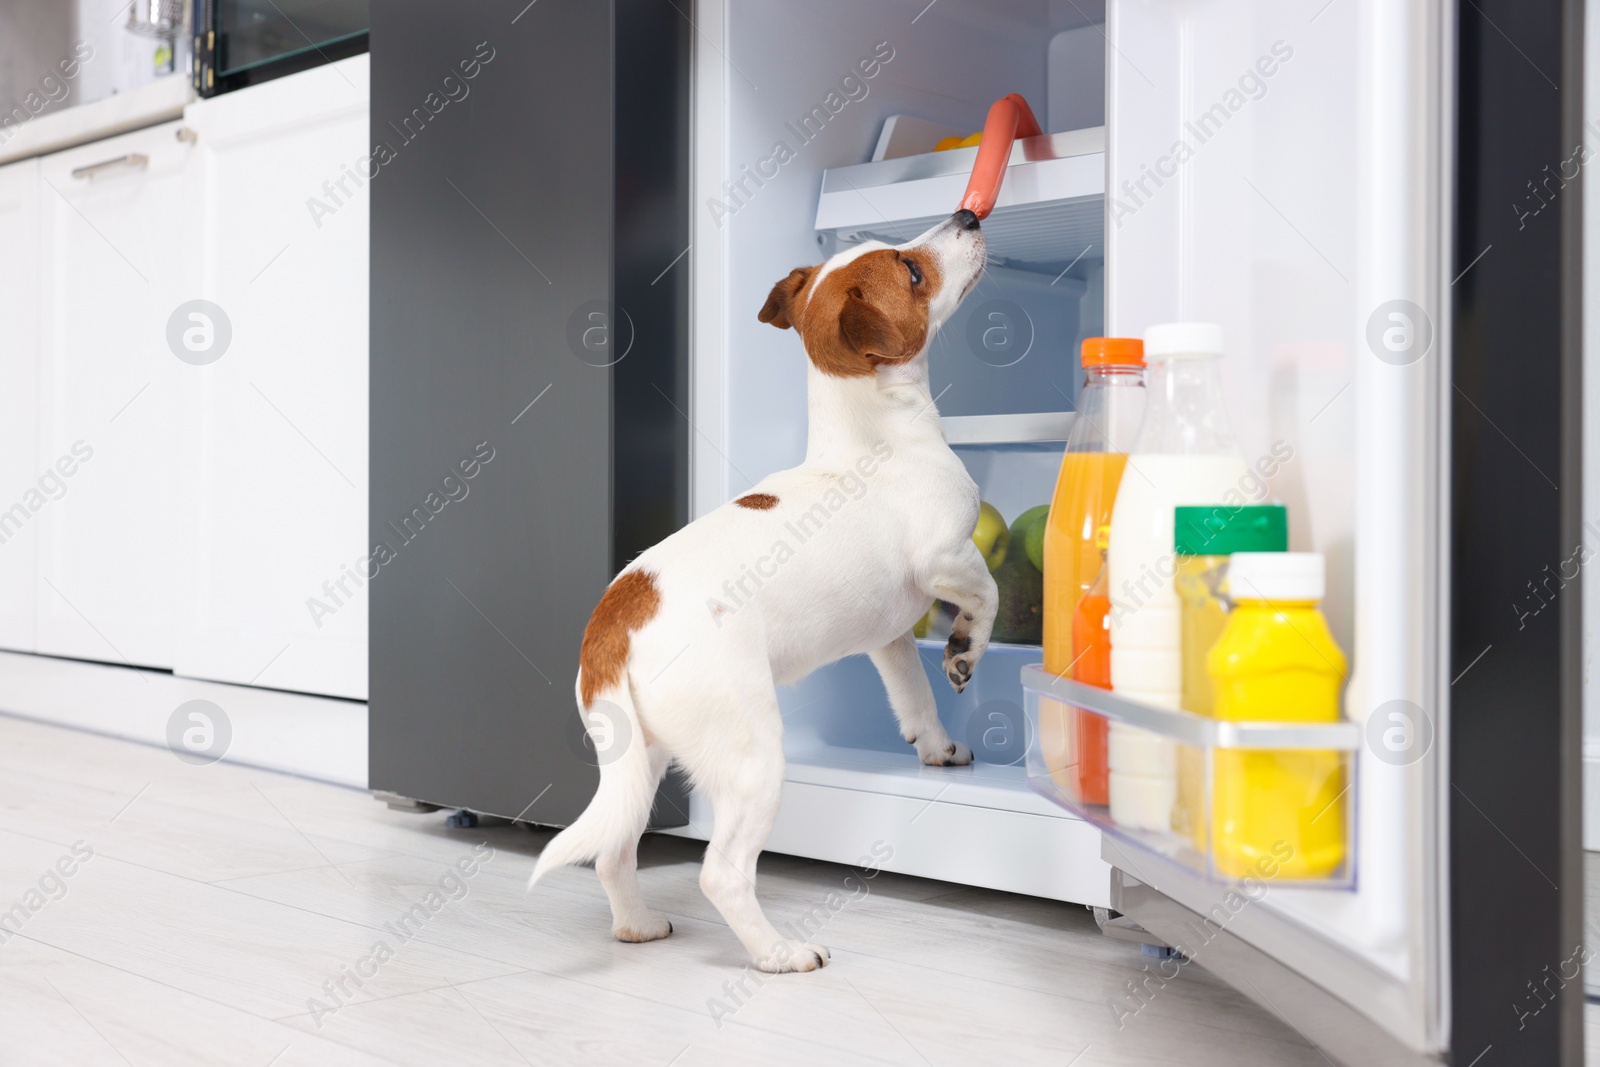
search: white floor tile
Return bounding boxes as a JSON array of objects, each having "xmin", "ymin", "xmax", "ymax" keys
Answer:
[{"xmin": 0, "ymin": 713, "xmax": 1326, "ymax": 1065}]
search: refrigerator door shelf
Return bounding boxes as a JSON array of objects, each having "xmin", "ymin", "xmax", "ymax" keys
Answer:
[
  {"xmin": 815, "ymin": 127, "xmax": 1104, "ymax": 277},
  {"xmin": 1021, "ymin": 665, "xmax": 1359, "ymax": 891}
]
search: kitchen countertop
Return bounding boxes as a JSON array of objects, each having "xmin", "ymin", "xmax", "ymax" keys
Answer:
[{"xmin": 0, "ymin": 75, "xmax": 195, "ymax": 167}]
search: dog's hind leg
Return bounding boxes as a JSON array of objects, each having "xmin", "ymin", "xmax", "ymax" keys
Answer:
[
  {"xmin": 597, "ymin": 741, "xmax": 674, "ymax": 942},
  {"xmin": 687, "ymin": 686, "xmax": 828, "ymax": 973},
  {"xmin": 870, "ymin": 633, "xmax": 973, "ymax": 766}
]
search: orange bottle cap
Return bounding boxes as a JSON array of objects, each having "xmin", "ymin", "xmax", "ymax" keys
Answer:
[{"xmin": 1081, "ymin": 337, "xmax": 1145, "ymax": 367}]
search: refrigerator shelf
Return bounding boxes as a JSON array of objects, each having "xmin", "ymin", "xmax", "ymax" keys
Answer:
[
  {"xmin": 914, "ymin": 636, "xmax": 1040, "ymax": 653},
  {"xmin": 942, "ymin": 411, "xmax": 1074, "ymax": 447},
  {"xmin": 815, "ymin": 127, "xmax": 1105, "ymax": 276},
  {"xmin": 1019, "ymin": 665, "xmax": 1358, "ymax": 890},
  {"xmin": 783, "ymin": 742, "xmax": 1073, "ymax": 819}
]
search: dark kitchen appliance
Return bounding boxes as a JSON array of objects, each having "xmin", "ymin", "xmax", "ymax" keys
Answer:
[
  {"xmin": 193, "ymin": 0, "xmax": 369, "ymax": 96},
  {"xmin": 366, "ymin": 0, "xmax": 692, "ymax": 829}
]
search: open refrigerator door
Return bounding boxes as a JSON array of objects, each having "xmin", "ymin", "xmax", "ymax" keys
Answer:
[
  {"xmin": 684, "ymin": 0, "xmax": 1449, "ymax": 1059},
  {"xmin": 1075, "ymin": 0, "xmax": 1448, "ymax": 1058}
]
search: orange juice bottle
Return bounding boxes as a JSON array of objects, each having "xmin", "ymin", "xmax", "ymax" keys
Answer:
[
  {"xmin": 1042, "ymin": 338, "xmax": 1146, "ymax": 645},
  {"xmin": 1039, "ymin": 338, "xmax": 1145, "ymax": 801},
  {"xmin": 1067, "ymin": 525, "xmax": 1113, "ymax": 803}
]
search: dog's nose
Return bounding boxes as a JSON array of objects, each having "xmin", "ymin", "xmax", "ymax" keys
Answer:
[{"xmin": 953, "ymin": 208, "xmax": 980, "ymax": 231}]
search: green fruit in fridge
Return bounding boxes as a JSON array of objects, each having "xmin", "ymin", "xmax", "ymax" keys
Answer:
[
  {"xmin": 1024, "ymin": 511, "xmax": 1049, "ymax": 571},
  {"xmin": 973, "ymin": 501, "xmax": 1009, "ymax": 572},
  {"xmin": 1009, "ymin": 505, "xmax": 1050, "ymax": 553},
  {"xmin": 990, "ymin": 553, "xmax": 1044, "ymax": 645}
]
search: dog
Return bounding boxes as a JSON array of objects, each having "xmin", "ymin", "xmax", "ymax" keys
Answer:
[{"xmin": 529, "ymin": 209, "xmax": 995, "ymax": 973}]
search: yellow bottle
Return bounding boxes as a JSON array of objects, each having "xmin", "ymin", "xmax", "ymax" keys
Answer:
[
  {"xmin": 1170, "ymin": 504, "xmax": 1288, "ymax": 848},
  {"xmin": 1207, "ymin": 552, "xmax": 1347, "ymax": 880}
]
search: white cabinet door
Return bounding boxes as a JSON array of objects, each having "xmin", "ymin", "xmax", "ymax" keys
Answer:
[
  {"xmin": 36, "ymin": 121, "xmax": 197, "ymax": 669},
  {"xmin": 175, "ymin": 56, "xmax": 369, "ymax": 699},
  {"xmin": 0, "ymin": 157, "xmax": 41, "ymax": 652}
]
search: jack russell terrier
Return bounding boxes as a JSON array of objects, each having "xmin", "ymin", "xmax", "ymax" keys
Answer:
[{"xmin": 530, "ymin": 209, "xmax": 995, "ymax": 973}]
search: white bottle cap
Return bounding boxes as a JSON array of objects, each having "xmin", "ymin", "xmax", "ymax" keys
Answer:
[
  {"xmin": 1228, "ymin": 552, "xmax": 1325, "ymax": 602},
  {"xmin": 1144, "ymin": 322, "xmax": 1224, "ymax": 361}
]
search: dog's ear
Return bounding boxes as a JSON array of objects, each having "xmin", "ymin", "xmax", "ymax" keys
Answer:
[
  {"xmin": 838, "ymin": 288, "xmax": 910, "ymax": 364},
  {"xmin": 758, "ymin": 266, "xmax": 814, "ymax": 330}
]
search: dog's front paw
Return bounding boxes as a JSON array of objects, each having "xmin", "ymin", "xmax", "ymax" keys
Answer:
[
  {"xmin": 915, "ymin": 735, "xmax": 973, "ymax": 766},
  {"xmin": 756, "ymin": 939, "xmax": 830, "ymax": 973},
  {"xmin": 943, "ymin": 633, "xmax": 975, "ymax": 692},
  {"xmin": 613, "ymin": 913, "xmax": 673, "ymax": 943}
]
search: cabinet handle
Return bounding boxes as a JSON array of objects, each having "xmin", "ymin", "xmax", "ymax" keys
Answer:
[{"xmin": 71, "ymin": 153, "xmax": 150, "ymax": 180}]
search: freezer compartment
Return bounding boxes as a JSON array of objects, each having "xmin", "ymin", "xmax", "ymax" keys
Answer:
[{"xmin": 1020, "ymin": 665, "xmax": 1358, "ymax": 889}]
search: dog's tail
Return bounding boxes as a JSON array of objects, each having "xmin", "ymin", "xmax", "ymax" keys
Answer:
[{"xmin": 527, "ymin": 673, "xmax": 656, "ymax": 890}]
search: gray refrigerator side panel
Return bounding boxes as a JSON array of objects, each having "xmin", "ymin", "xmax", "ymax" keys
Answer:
[
  {"xmin": 369, "ymin": 0, "xmax": 629, "ymax": 826},
  {"xmin": 612, "ymin": 0, "xmax": 694, "ymax": 826}
]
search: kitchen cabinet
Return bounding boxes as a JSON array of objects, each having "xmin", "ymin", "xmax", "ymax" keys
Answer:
[
  {"xmin": 0, "ymin": 157, "xmax": 40, "ymax": 652},
  {"xmin": 174, "ymin": 56, "xmax": 369, "ymax": 700},
  {"xmin": 35, "ymin": 121, "xmax": 196, "ymax": 669},
  {"xmin": 3, "ymin": 58, "xmax": 369, "ymax": 696}
]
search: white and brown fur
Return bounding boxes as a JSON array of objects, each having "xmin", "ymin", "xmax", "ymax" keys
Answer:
[{"xmin": 528, "ymin": 211, "xmax": 996, "ymax": 973}]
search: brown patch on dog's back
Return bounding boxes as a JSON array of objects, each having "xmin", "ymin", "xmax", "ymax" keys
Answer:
[
  {"xmin": 735, "ymin": 493, "xmax": 778, "ymax": 510},
  {"xmin": 579, "ymin": 570, "xmax": 661, "ymax": 706}
]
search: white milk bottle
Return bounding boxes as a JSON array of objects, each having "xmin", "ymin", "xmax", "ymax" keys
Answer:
[{"xmin": 1106, "ymin": 323, "xmax": 1250, "ymax": 832}]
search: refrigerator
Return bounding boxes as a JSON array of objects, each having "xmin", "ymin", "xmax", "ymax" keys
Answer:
[{"xmin": 367, "ymin": 1, "xmax": 1584, "ymax": 1063}]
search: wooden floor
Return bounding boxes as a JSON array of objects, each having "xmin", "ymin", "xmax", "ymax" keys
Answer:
[{"xmin": 0, "ymin": 713, "xmax": 1343, "ymax": 1065}]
